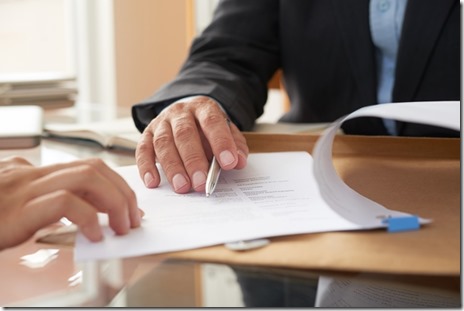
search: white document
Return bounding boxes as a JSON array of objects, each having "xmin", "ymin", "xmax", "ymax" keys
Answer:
[
  {"xmin": 312, "ymin": 101, "xmax": 459, "ymax": 227},
  {"xmin": 75, "ymin": 151, "xmax": 360, "ymax": 261},
  {"xmin": 74, "ymin": 101, "xmax": 460, "ymax": 261}
]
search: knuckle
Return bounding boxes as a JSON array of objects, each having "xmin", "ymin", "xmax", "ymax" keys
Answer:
[
  {"xmin": 136, "ymin": 139, "xmax": 154, "ymax": 157},
  {"xmin": 8, "ymin": 156, "xmax": 30, "ymax": 165},
  {"xmin": 0, "ymin": 157, "xmax": 32, "ymax": 174},
  {"xmin": 172, "ymin": 121, "xmax": 196, "ymax": 141},
  {"xmin": 202, "ymin": 113, "xmax": 224, "ymax": 128},
  {"xmin": 85, "ymin": 158, "xmax": 106, "ymax": 168},
  {"xmin": 159, "ymin": 102, "xmax": 186, "ymax": 119},
  {"xmin": 182, "ymin": 152, "xmax": 205, "ymax": 169},
  {"xmin": 153, "ymin": 130, "xmax": 173, "ymax": 148},
  {"xmin": 76, "ymin": 164, "xmax": 98, "ymax": 179},
  {"xmin": 169, "ymin": 102, "xmax": 186, "ymax": 113},
  {"xmin": 145, "ymin": 119, "xmax": 172, "ymax": 147},
  {"xmin": 53, "ymin": 189, "xmax": 74, "ymax": 206}
]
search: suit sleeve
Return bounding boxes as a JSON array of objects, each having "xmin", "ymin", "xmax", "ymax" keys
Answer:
[{"xmin": 132, "ymin": 0, "xmax": 281, "ymax": 132}]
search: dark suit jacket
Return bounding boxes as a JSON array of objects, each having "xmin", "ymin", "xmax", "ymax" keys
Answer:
[{"xmin": 132, "ymin": 0, "xmax": 460, "ymax": 137}]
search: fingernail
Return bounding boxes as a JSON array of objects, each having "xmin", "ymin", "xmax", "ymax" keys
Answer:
[
  {"xmin": 192, "ymin": 171, "xmax": 207, "ymax": 190},
  {"xmin": 219, "ymin": 150, "xmax": 235, "ymax": 167},
  {"xmin": 172, "ymin": 173, "xmax": 188, "ymax": 192},
  {"xmin": 144, "ymin": 172, "xmax": 154, "ymax": 187}
]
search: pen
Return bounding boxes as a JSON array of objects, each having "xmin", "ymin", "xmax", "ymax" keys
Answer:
[{"xmin": 205, "ymin": 156, "xmax": 221, "ymax": 197}]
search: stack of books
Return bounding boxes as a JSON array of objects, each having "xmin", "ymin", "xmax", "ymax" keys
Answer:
[{"xmin": 0, "ymin": 72, "xmax": 77, "ymax": 109}]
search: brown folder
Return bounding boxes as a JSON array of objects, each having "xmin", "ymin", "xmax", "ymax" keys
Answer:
[
  {"xmin": 38, "ymin": 133, "xmax": 460, "ymax": 277},
  {"xmin": 161, "ymin": 133, "xmax": 460, "ymax": 277}
]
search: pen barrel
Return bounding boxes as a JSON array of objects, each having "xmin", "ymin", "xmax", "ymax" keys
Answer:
[{"xmin": 206, "ymin": 156, "xmax": 221, "ymax": 195}]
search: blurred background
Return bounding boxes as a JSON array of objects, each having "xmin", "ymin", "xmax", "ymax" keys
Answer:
[
  {"xmin": 0, "ymin": 0, "xmax": 220, "ymax": 119},
  {"xmin": 0, "ymin": 0, "xmax": 284, "ymax": 124}
]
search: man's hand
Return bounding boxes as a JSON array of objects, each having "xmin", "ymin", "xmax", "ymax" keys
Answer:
[
  {"xmin": 136, "ymin": 96, "xmax": 249, "ymax": 193},
  {"xmin": 0, "ymin": 157, "xmax": 142, "ymax": 250}
]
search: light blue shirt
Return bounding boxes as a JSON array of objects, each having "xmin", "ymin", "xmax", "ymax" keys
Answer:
[{"xmin": 369, "ymin": 0, "xmax": 408, "ymax": 135}]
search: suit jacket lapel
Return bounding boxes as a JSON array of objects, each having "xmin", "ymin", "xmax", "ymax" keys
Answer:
[
  {"xmin": 393, "ymin": 0, "xmax": 456, "ymax": 101},
  {"xmin": 331, "ymin": 0, "xmax": 378, "ymax": 110}
]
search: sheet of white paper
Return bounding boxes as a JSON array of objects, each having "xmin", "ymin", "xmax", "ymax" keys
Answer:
[
  {"xmin": 75, "ymin": 152, "xmax": 361, "ymax": 261},
  {"xmin": 312, "ymin": 101, "xmax": 459, "ymax": 227},
  {"xmin": 75, "ymin": 101, "xmax": 460, "ymax": 261},
  {"xmin": 315, "ymin": 275, "xmax": 461, "ymax": 307}
]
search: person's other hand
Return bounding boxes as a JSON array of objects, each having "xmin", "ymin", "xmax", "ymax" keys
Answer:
[
  {"xmin": 136, "ymin": 95, "xmax": 248, "ymax": 193},
  {"xmin": 0, "ymin": 157, "xmax": 142, "ymax": 250}
]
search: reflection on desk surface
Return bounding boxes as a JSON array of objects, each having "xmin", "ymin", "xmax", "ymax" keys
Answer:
[{"xmin": 2, "ymin": 237, "xmax": 460, "ymax": 308}]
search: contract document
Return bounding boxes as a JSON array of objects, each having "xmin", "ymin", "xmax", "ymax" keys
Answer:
[
  {"xmin": 74, "ymin": 101, "xmax": 459, "ymax": 261},
  {"xmin": 75, "ymin": 151, "xmax": 362, "ymax": 261}
]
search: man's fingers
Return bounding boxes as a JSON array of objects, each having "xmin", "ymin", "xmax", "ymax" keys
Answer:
[
  {"xmin": 134, "ymin": 95, "xmax": 251, "ymax": 194},
  {"xmin": 171, "ymin": 113, "xmax": 209, "ymax": 192},
  {"xmin": 136, "ymin": 130, "xmax": 161, "ymax": 188},
  {"xmin": 152, "ymin": 119, "xmax": 191, "ymax": 193},
  {"xmin": 197, "ymin": 109, "xmax": 239, "ymax": 171}
]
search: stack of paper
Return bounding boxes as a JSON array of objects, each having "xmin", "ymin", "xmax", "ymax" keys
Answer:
[{"xmin": 0, "ymin": 72, "xmax": 77, "ymax": 109}]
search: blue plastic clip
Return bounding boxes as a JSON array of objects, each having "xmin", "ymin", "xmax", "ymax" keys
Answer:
[{"xmin": 382, "ymin": 216, "xmax": 420, "ymax": 233}]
